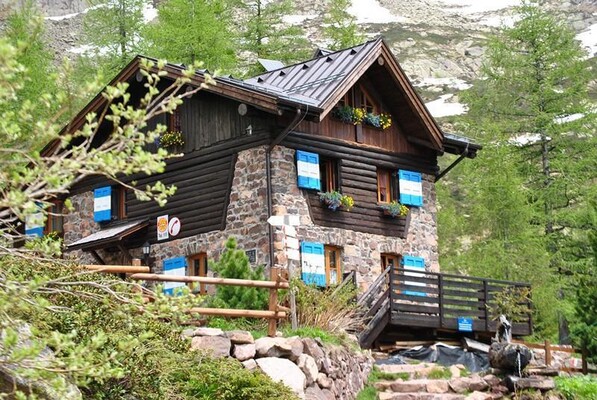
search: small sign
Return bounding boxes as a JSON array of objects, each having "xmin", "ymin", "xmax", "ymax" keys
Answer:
[
  {"xmin": 246, "ymin": 249, "xmax": 256, "ymax": 264},
  {"xmin": 267, "ymin": 214, "xmax": 300, "ymax": 226},
  {"xmin": 283, "ymin": 225, "xmax": 297, "ymax": 237},
  {"xmin": 285, "ymin": 237, "xmax": 299, "ymax": 250},
  {"xmin": 457, "ymin": 317, "xmax": 473, "ymax": 332},
  {"xmin": 168, "ymin": 217, "xmax": 181, "ymax": 236},
  {"xmin": 287, "ymin": 249, "xmax": 300, "ymax": 261},
  {"xmin": 157, "ymin": 215, "xmax": 169, "ymax": 241}
]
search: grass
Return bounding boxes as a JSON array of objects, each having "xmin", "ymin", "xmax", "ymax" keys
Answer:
[
  {"xmin": 427, "ymin": 367, "xmax": 452, "ymax": 380},
  {"xmin": 356, "ymin": 366, "xmax": 410, "ymax": 400},
  {"xmin": 555, "ymin": 375, "xmax": 597, "ymax": 400},
  {"xmin": 281, "ymin": 326, "xmax": 348, "ymax": 346}
]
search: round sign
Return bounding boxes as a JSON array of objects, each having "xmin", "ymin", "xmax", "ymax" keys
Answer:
[
  {"xmin": 168, "ymin": 217, "xmax": 181, "ymax": 236},
  {"xmin": 157, "ymin": 216, "xmax": 168, "ymax": 233}
]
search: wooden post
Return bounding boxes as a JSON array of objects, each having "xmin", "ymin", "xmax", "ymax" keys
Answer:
[
  {"xmin": 483, "ymin": 280, "xmax": 489, "ymax": 332},
  {"xmin": 268, "ymin": 268, "xmax": 280, "ymax": 337},
  {"xmin": 545, "ymin": 340, "xmax": 552, "ymax": 366},
  {"xmin": 438, "ymin": 274, "xmax": 444, "ymax": 328},
  {"xmin": 582, "ymin": 343, "xmax": 588, "ymax": 375}
]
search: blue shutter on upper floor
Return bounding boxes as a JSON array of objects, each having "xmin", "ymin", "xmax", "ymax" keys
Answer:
[
  {"xmin": 398, "ymin": 170, "xmax": 423, "ymax": 207},
  {"xmin": 94, "ymin": 186, "xmax": 112, "ymax": 222},
  {"xmin": 401, "ymin": 255, "xmax": 426, "ymax": 297},
  {"xmin": 296, "ymin": 150, "xmax": 321, "ymax": 190},
  {"xmin": 162, "ymin": 256, "xmax": 187, "ymax": 295},
  {"xmin": 25, "ymin": 202, "xmax": 44, "ymax": 238},
  {"xmin": 301, "ymin": 241, "xmax": 326, "ymax": 287}
]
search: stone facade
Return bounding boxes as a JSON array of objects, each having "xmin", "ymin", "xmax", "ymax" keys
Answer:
[{"xmin": 63, "ymin": 144, "xmax": 439, "ymax": 291}]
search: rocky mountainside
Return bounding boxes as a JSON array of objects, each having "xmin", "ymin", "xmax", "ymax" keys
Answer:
[{"xmin": 1, "ymin": 0, "xmax": 595, "ymax": 118}]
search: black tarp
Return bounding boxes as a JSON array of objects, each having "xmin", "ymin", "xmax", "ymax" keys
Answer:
[{"xmin": 376, "ymin": 344, "xmax": 490, "ymax": 373}]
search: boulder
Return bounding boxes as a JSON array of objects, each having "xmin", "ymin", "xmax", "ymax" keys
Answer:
[
  {"xmin": 504, "ymin": 376, "xmax": 555, "ymax": 392},
  {"xmin": 287, "ymin": 336, "xmax": 305, "ymax": 361},
  {"xmin": 426, "ymin": 379, "xmax": 450, "ymax": 393},
  {"xmin": 225, "ymin": 330, "xmax": 254, "ymax": 344},
  {"xmin": 389, "ymin": 379, "xmax": 427, "ymax": 392},
  {"xmin": 297, "ymin": 354, "xmax": 319, "ymax": 386},
  {"xmin": 488, "ymin": 342, "xmax": 532, "ymax": 373},
  {"xmin": 465, "ymin": 392, "xmax": 493, "ymax": 400},
  {"xmin": 233, "ymin": 343, "xmax": 256, "ymax": 361},
  {"xmin": 305, "ymin": 384, "xmax": 327, "ymax": 400},
  {"xmin": 192, "ymin": 327, "xmax": 224, "ymax": 337},
  {"xmin": 190, "ymin": 336, "xmax": 231, "ymax": 357},
  {"xmin": 302, "ymin": 338, "xmax": 325, "ymax": 368},
  {"xmin": 254, "ymin": 337, "xmax": 293, "ymax": 358},
  {"xmin": 316, "ymin": 372, "xmax": 333, "ymax": 389},
  {"xmin": 256, "ymin": 357, "xmax": 306, "ymax": 398},
  {"xmin": 321, "ymin": 388, "xmax": 335, "ymax": 400},
  {"xmin": 468, "ymin": 376, "xmax": 489, "ymax": 392},
  {"xmin": 242, "ymin": 359, "xmax": 258, "ymax": 370}
]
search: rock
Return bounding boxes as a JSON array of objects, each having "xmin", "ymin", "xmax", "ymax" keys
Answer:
[
  {"xmin": 469, "ymin": 376, "xmax": 489, "ymax": 391},
  {"xmin": 483, "ymin": 374, "xmax": 501, "ymax": 387},
  {"xmin": 242, "ymin": 359, "xmax": 257, "ymax": 370},
  {"xmin": 302, "ymin": 338, "xmax": 325, "ymax": 368},
  {"xmin": 297, "ymin": 354, "xmax": 319, "ymax": 386},
  {"xmin": 256, "ymin": 357, "xmax": 306, "ymax": 397},
  {"xmin": 193, "ymin": 327, "xmax": 224, "ymax": 337},
  {"xmin": 254, "ymin": 337, "xmax": 293, "ymax": 358},
  {"xmin": 305, "ymin": 384, "xmax": 327, "ymax": 400},
  {"xmin": 449, "ymin": 377, "xmax": 471, "ymax": 394},
  {"xmin": 450, "ymin": 365, "xmax": 462, "ymax": 378},
  {"xmin": 316, "ymin": 372, "xmax": 332, "ymax": 389},
  {"xmin": 181, "ymin": 328, "xmax": 195, "ymax": 338},
  {"xmin": 233, "ymin": 343, "xmax": 256, "ymax": 361},
  {"xmin": 190, "ymin": 336, "xmax": 231, "ymax": 357},
  {"xmin": 390, "ymin": 379, "xmax": 427, "ymax": 392},
  {"xmin": 466, "ymin": 392, "xmax": 493, "ymax": 400},
  {"xmin": 321, "ymin": 388, "xmax": 335, "ymax": 400},
  {"xmin": 488, "ymin": 342, "xmax": 532, "ymax": 372},
  {"xmin": 465, "ymin": 47, "xmax": 484, "ymax": 57},
  {"xmin": 287, "ymin": 336, "xmax": 305, "ymax": 361},
  {"xmin": 225, "ymin": 330, "xmax": 254, "ymax": 344},
  {"xmin": 504, "ymin": 376, "xmax": 555, "ymax": 392},
  {"xmin": 426, "ymin": 379, "xmax": 450, "ymax": 393}
]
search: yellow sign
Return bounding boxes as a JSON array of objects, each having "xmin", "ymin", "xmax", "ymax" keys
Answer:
[{"xmin": 157, "ymin": 215, "xmax": 169, "ymax": 240}]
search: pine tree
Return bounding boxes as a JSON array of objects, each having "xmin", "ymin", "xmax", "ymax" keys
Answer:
[
  {"xmin": 323, "ymin": 0, "xmax": 365, "ymax": 50},
  {"xmin": 142, "ymin": 0, "xmax": 237, "ymax": 72}
]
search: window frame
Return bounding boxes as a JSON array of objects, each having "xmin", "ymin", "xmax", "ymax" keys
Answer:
[
  {"xmin": 110, "ymin": 186, "xmax": 128, "ymax": 221},
  {"xmin": 377, "ymin": 168, "xmax": 398, "ymax": 203},
  {"xmin": 359, "ymin": 88, "xmax": 377, "ymax": 114},
  {"xmin": 187, "ymin": 253, "xmax": 208, "ymax": 295},
  {"xmin": 381, "ymin": 253, "xmax": 401, "ymax": 271},
  {"xmin": 168, "ymin": 108, "xmax": 182, "ymax": 132},
  {"xmin": 319, "ymin": 158, "xmax": 339, "ymax": 193},
  {"xmin": 44, "ymin": 200, "xmax": 64, "ymax": 237},
  {"xmin": 324, "ymin": 245, "xmax": 342, "ymax": 286}
]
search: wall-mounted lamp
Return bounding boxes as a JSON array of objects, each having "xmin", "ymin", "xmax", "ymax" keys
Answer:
[
  {"xmin": 245, "ymin": 125, "xmax": 253, "ymax": 136},
  {"xmin": 142, "ymin": 241, "xmax": 152, "ymax": 272}
]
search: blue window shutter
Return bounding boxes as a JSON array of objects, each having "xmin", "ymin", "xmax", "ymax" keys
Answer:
[
  {"xmin": 296, "ymin": 150, "xmax": 321, "ymax": 190},
  {"xmin": 163, "ymin": 256, "xmax": 187, "ymax": 296},
  {"xmin": 301, "ymin": 241, "xmax": 326, "ymax": 287},
  {"xmin": 25, "ymin": 202, "xmax": 44, "ymax": 238},
  {"xmin": 94, "ymin": 186, "xmax": 112, "ymax": 222},
  {"xmin": 401, "ymin": 255, "xmax": 426, "ymax": 297},
  {"xmin": 398, "ymin": 170, "xmax": 423, "ymax": 207}
]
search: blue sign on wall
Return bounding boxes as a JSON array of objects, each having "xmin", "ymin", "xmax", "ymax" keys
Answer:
[{"xmin": 457, "ymin": 317, "xmax": 473, "ymax": 332}]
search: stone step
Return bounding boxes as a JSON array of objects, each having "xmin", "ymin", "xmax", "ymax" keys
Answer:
[
  {"xmin": 378, "ymin": 392, "xmax": 466, "ymax": 400},
  {"xmin": 374, "ymin": 379, "xmax": 450, "ymax": 393}
]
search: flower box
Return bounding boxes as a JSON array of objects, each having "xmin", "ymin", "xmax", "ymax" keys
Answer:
[{"xmin": 318, "ymin": 191, "xmax": 354, "ymax": 212}]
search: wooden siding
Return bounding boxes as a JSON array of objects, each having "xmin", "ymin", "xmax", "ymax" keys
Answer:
[{"xmin": 283, "ymin": 132, "xmax": 436, "ymax": 236}]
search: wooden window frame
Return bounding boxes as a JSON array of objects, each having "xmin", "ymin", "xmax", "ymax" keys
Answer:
[
  {"xmin": 377, "ymin": 168, "xmax": 398, "ymax": 204},
  {"xmin": 320, "ymin": 158, "xmax": 339, "ymax": 192},
  {"xmin": 44, "ymin": 200, "xmax": 64, "ymax": 237},
  {"xmin": 110, "ymin": 186, "xmax": 127, "ymax": 221},
  {"xmin": 359, "ymin": 87, "xmax": 377, "ymax": 114},
  {"xmin": 324, "ymin": 245, "xmax": 342, "ymax": 286},
  {"xmin": 187, "ymin": 253, "xmax": 208, "ymax": 295},
  {"xmin": 381, "ymin": 253, "xmax": 401, "ymax": 270},
  {"xmin": 169, "ymin": 108, "xmax": 182, "ymax": 132}
]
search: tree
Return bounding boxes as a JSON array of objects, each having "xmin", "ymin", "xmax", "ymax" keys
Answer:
[
  {"xmin": 239, "ymin": 0, "xmax": 312, "ymax": 75},
  {"xmin": 323, "ymin": 0, "xmax": 365, "ymax": 50},
  {"xmin": 438, "ymin": 0, "xmax": 596, "ymax": 341},
  {"xmin": 142, "ymin": 0, "xmax": 238, "ymax": 72},
  {"xmin": 80, "ymin": 0, "xmax": 148, "ymax": 77}
]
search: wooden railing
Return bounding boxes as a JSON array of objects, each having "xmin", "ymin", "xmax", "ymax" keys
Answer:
[
  {"xmin": 83, "ymin": 264, "xmax": 290, "ymax": 337},
  {"xmin": 390, "ymin": 268, "xmax": 532, "ymax": 336}
]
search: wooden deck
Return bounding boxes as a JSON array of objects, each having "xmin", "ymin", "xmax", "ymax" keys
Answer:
[{"xmin": 358, "ymin": 266, "xmax": 532, "ymax": 348}]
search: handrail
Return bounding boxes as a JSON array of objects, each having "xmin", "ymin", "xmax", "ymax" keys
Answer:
[
  {"xmin": 358, "ymin": 266, "xmax": 390, "ymax": 306},
  {"xmin": 391, "ymin": 269, "xmax": 531, "ymax": 287},
  {"xmin": 332, "ymin": 270, "xmax": 356, "ymax": 296}
]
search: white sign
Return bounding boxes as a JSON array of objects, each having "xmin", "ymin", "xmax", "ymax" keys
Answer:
[
  {"xmin": 157, "ymin": 215, "xmax": 169, "ymax": 240},
  {"xmin": 267, "ymin": 214, "xmax": 300, "ymax": 226},
  {"xmin": 285, "ymin": 237, "xmax": 299, "ymax": 250},
  {"xmin": 168, "ymin": 217, "xmax": 181, "ymax": 236},
  {"xmin": 287, "ymin": 249, "xmax": 300, "ymax": 261},
  {"xmin": 283, "ymin": 225, "xmax": 297, "ymax": 237}
]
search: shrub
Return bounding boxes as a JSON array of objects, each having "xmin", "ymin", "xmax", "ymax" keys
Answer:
[{"xmin": 210, "ymin": 238, "xmax": 268, "ymax": 310}]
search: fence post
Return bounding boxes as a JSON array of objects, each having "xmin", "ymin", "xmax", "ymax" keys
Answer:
[
  {"xmin": 268, "ymin": 268, "xmax": 280, "ymax": 337},
  {"xmin": 545, "ymin": 340, "xmax": 552, "ymax": 366},
  {"xmin": 483, "ymin": 280, "xmax": 489, "ymax": 332},
  {"xmin": 582, "ymin": 343, "xmax": 588, "ymax": 375},
  {"xmin": 438, "ymin": 274, "xmax": 444, "ymax": 328}
]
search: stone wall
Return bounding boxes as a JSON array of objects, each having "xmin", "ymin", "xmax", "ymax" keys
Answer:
[
  {"xmin": 63, "ymin": 144, "xmax": 439, "ymax": 290},
  {"xmin": 187, "ymin": 328, "xmax": 374, "ymax": 400},
  {"xmin": 269, "ymin": 145, "xmax": 439, "ymax": 291}
]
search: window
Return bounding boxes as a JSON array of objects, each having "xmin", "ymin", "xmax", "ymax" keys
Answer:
[
  {"xmin": 359, "ymin": 90, "xmax": 377, "ymax": 114},
  {"xmin": 325, "ymin": 245, "xmax": 342, "ymax": 286},
  {"xmin": 319, "ymin": 158, "xmax": 339, "ymax": 192},
  {"xmin": 377, "ymin": 169, "xmax": 398, "ymax": 203},
  {"xmin": 94, "ymin": 185, "xmax": 128, "ymax": 223},
  {"xmin": 169, "ymin": 108, "xmax": 182, "ymax": 132},
  {"xmin": 381, "ymin": 254, "xmax": 400, "ymax": 271},
  {"xmin": 44, "ymin": 201, "xmax": 64, "ymax": 237},
  {"xmin": 111, "ymin": 186, "xmax": 127, "ymax": 220},
  {"xmin": 187, "ymin": 253, "xmax": 208, "ymax": 295}
]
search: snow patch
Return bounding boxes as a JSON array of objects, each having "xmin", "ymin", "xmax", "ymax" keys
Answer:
[
  {"xmin": 435, "ymin": 0, "xmax": 520, "ymax": 15},
  {"xmin": 425, "ymin": 94, "xmax": 468, "ymax": 118},
  {"xmin": 414, "ymin": 77, "xmax": 472, "ymax": 91},
  {"xmin": 479, "ymin": 15, "xmax": 518, "ymax": 28},
  {"xmin": 576, "ymin": 23, "xmax": 597, "ymax": 58},
  {"xmin": 509, "ymin": 133, "xmax": 550, "ymax": 146},
  {"xmin": 143, "ymin": 4, "xmax": 157, "ymax": 23},
  {"xmin": 349, "ymin": 0, "xmax": 407, "ymax": 24},
  {"xmin": 283, "ymin": 14, "xmax": 317, "ymax": 24},
  {"xmin": 554, "ymin": 113, "xmax": 585, "ymax": 125},
  {"xmin": 44, "ymin": 4, "xmax": 106, "ymax": 21}
]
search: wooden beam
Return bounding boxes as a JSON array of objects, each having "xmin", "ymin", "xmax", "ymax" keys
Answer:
[
  {"xmin": 83, "ymin": 265, "xmax": 150, "ymax": 273},
  {"xmin": 129, "ymin": 273, "xmax": 290, "ymax": 289},
  {"xmin": 187, "ymin": 307, "xmax": 286, "ymax": 319},
  {"xmin": 89, "ymin": 250, "xmax": 106, "ymax": 265}
]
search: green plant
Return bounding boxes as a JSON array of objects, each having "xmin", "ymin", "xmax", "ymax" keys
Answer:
[
  {"xmin": 379, "ymin": 200, "xmax": 409, "ymax": 217},
  {"xmin": 427, "ymin": 367, "xmax": 452, "ymax": 380},
  {"xmin": 281, "ymin": 326, "xmax": 346, "ymax": 346},
  {"xmin": 209, "ymin": 238, "xmax": 269, "ymax": 310},
  {"xmin": 159, "ymin": 130, "xmax": 184, "ymax": 147},
  {"xmin": 333, "ymin": 105, "xmax": 355, "ymax": 123},
  {"xmin": 356, "ymin": 366, "xmax": 409, "ymax": 400},
  {"xmin": 289, "ymin": 277, "xmax": 361, "ymax": 334},
  {"xmin": 318, "ymin": 191, "xmax": 354, "ymax": 211},
  {"xmin": 352, "ymin": 107, "xmax": 365, "ymax": 124},
  {"xmin": 379, "ymin": 113, "xmax": 392, "ymax": 129},
  {"xmin": 487, "ymin": 286, "xmax": 532, "ymax": 322},
  {"xmin": 555, "ymin": 376, "xmax": 597, "ymax": 400}
]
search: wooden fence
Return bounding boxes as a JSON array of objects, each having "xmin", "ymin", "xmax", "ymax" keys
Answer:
[
  {"xmin": 82, "ymin": 263, "xmax": 290, "ymax": 337},
  {"xmin": 512, "ymin": 339, "xmax": 593, "ymax": 375}
]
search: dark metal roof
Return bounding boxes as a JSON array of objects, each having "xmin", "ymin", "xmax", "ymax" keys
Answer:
[
  {"xmin": 66, "ymin": 218, "xmax": 148, "ymax": 252},
  {"xmin": 244, "ymin": 39, "xmax": 381, "ymax": 110},
  {"xmin": 443, "ymin": 132, "xmax": 482, "ymax": 158}
]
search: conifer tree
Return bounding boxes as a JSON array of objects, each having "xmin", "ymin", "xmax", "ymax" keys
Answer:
[{"xmin": 323, "ymin": 0, "xmax": 365, "ymax": 50}]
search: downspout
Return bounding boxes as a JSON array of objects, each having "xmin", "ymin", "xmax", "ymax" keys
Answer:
[
  {"xmin": 266, "ymin": 107, "xmax": 305, "ymax": 268},
  {"xmin": 435, "ymin": 143, "xmax": 469, "ymax": 182}
]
